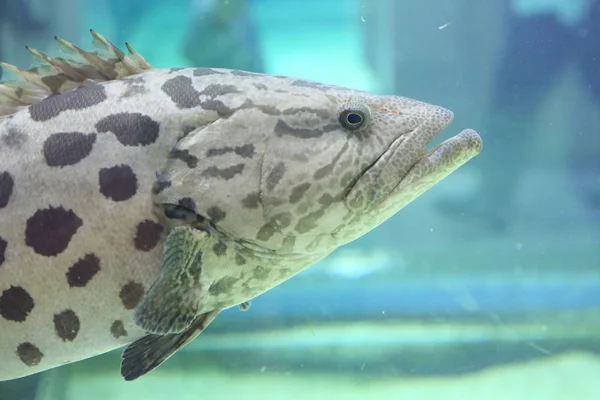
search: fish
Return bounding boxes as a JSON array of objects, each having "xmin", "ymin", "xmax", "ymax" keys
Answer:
[{"xmin": 0, "ymin": 30, "xmax": 482, "ymax": 381}]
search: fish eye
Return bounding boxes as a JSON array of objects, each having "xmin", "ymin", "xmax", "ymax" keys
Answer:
[{"xmin": 339, "ymin": 110, "xmax": 366, "ymax": 130}]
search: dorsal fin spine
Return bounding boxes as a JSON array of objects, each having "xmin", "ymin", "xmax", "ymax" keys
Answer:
[{"xmin": 0, "ymin": 30, "xmax": 154, "ymax": 118}]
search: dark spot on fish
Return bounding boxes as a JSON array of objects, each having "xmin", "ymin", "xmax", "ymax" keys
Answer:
[
  {"xmin": 289, "ymin": 183, "xmax": 310, "ymax": 204},
  {"xmin": 120, "ymin": 281, "xmax": 145, "ymax": 310},
  {"xmin": 274, "ymin": 120, "xmax": 338, "ymax": 139},
  {"xmin": 291, "ymin": 80, "xmax": 332, "ymax": 89},
  {"xmin": 17, "ymin": 342, "xmax": 43, "ymax": 366},
  {"xmin": 199, "ymin": 84, "xmax": 241, "ymax": 98},
  {"xmin": 25, "ymin": 206, "xmax": 82, "ymax": 256},
  {"xmin": 169, "ymin": 149, "xmax": 198, "ymax": 168},
  {"xmin": 0, "ymin": 236, "xmax": 6, "ymax": 267},
  {"xmin": 242, "ymin": 192, "xmax": 260, "ymax": 209},
  {"xmin": 266, "ymin": 162, "xmax": 286, "ymax": 191},
  {"xmin": 256, "ymin": 224, "xmax": 276, "ymax": 242},
  {"xmin": 53, "ymin": 309, "xmax": 80, "ymax": 341},
  {"xmin": 162, "ymin": 76, "xmax": 201, "ymax": 108},
  {"xmin": 314, "ymin": 142, "xmax": 348, "ymax": 179},
  {"xmin": 96, "ymin": 112, "xmax": 160, "ymax": 146},
  {"xmin": 43, "ymin": 132, "xmax": 96, "ymax": 167},
  {"xmin": 200, "ymin": 99, "xmax": 236, "ymax": 118},
  {"xmin": 253, "ymin": 265, "xmax": 270, "ymax": 280},
  {"xmin": 98, "ymin": 164, "xmax": 138, "ymax": 202},
  {"xmin": 282, "ymin": 236, "xmax": 296, "ymax": 251},
  {"xmin": 282, "ymin": 107, "xmax": 331, "ymax": 119},
  {"xmin": 193, "ymin": 68, "xmax": 224, "ymax": 77},
  {"xmin": 206, "ymin": 206, "xmax": 226, "ymax": 223},
  {"xmin": 206, "ymin": 144, "xmax": 255, "ymax": 158},
  {"xmin": 66, "ymin": 253, "xmax": 101, "ymax": 287},
  {"xmin": 208, "ymin": 276, "xmax": 238, "ymax": 295},
  {"xmin": 110, "ymin": 320, "xmax": 128, "ymax": 339},
  {"xmin": 235, "ymin": 254, "xmax": 246, "ymax": 266},
  {"xmin": 2, "ymin": 128, "xmax": 27, "ymax": 148},
  {"xmin": 152, "ymin": 172, "xmax": 171, "ymax": 194},
  {"xmin": 0, "ymin": 286, "xmax": 34, "ymax": 322},
  {"xmin": 29, "ymin": 85, "xmax": 107, "ymax": 121},
  {"xmin": 318, "ymin": 193, "xmax": 335, "ymax": 206},
  {"xmin": 213, "ymin": 241, "xmax": 227, "ymax": 256},
  {"xmin": 295, "ymin": 208, "xmax": 326, "ymax": 234},
  {"xmin": 0, "ymin": 171, "xmax": 14, "ymax": 208},
  {"xmin": 229, "ymin": 70, "xmax": 260, "ymax": 77},
  {"xmin": 134, "ymin": 220, "xmax": 164, "ymax": 251},
  {"xmin": 201, "ymin": 164, "xmax": 244, "ymax": 180}
]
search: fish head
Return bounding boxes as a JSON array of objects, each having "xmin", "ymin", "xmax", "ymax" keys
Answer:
[
  {"xmin": 256, "ymin": 82, "xmax": 483, "ymax": 252},
  {"xmin": 154, "ymin": 73, "xmax": 482, "ymax": 255}
]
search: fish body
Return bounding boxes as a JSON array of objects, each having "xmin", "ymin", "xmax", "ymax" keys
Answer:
[{"xmin": 0, "ymin": 31, "xmax": 482, "ymax": 381}]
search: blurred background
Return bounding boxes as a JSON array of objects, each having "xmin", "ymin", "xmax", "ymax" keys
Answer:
[{"xmin": 1, "ymin": 0, "xmax": 599, "ymax": 399}]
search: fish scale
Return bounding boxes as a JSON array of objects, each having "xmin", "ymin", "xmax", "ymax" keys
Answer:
[{"xmin": 0, "ymin": 30, "xmax": 482, "ymax": 381}]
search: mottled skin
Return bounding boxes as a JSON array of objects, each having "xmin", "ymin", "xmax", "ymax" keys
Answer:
[{"xmin": 0, "ymin": 31, "xmax": 482, "ymax": 381}]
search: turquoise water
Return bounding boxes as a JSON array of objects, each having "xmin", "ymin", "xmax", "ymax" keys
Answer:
[{"xmin": 1, "ymin": 0, "xmax": 599, "ymax": 399}]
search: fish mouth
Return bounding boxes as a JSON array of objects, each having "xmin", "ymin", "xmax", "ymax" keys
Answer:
[{"xmin": 345, "ymin": 104, "xmax": 480, "ymax": 213}]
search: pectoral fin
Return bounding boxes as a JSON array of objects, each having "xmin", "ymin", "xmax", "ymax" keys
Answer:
[
  {"xmin": 121, "ymin": 310, "xmax": 220, "ymax": 381},
  {"xmin": 134, "ymin": 226, "xmax": 208, "ymax": 335}
]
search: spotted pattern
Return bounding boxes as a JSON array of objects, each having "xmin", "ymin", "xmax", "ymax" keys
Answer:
[
  {"xmin": 206, "ymin": 206, "xmax": 226, "ymax": 223},
  {"xmin": 196, "ymin": 84, "xmax": 240, "ymax": 118},
  {"xmin": 121, "ymin": 77, "xmax": 148, "ymax": 98},
  {"xmin": 161, "ymin": 76, "xmax": 202, "ymax": 109},
  {"xmin": 133, "ymin": 220, "xmax": 164, "ymax": 251},
  {"xmin": 169, "ymin": 149, "xmax": 198, "ymax": 168},
  {"xmin": 17, "ymin": 342, "xmax": 43, "ymax": 366},
  {"xmin": 0, "ymin": 171, "xmax": 14, "ymax": 208},
  {"xmin": 120, "ymin": 281, "xmax": 145, "ymax": 310},
  {"xmin": 235, "ymin": 254, "xmax": 246, "ymax": 266},
  {"xmin": 25, "ymin": 207, "xmax": 82, "ymax": 256},
  {"xmin": 110, "ymin": 320, "xmax": 128, "ymax": 339},
  {"xmin": 256, "ymin": 225, "xmax": 276, "ymax": 242},
  {"xmin": 213, "ymin": 241, "xmax": 227, "ymax": 256},
  {"xmin": 253, "ymin": 265, "xmax": 270, "ymax": 280},
  {"xmin": 266, "ymin": 162, "xmax": 286, "ymax": 191},
  {"xmin": 43, "ymin": 132, "xmax": 96, "ymax": 167},
  {"xmin": 53, "ymin": 309, "xmax": 80, "ymax": 341},
  {"xmin": 295, "ymin": 208, "xmax": 327, "ymax": 234},
  {"xmin": 193, "ymin": 68, "xmax": 224, "ymax": 77},
  {"xmin": 208, "ymin": 276, "xmax": 238, "ymax": 295},
  {"xmin": 66, "ymin": 254, "xmax": 101, "ymax": 287},
  {"xmin": 29, "ymin": 85, "xmax": 107, "ymax": 121},
  {"xmin": 0, "ymin": 286, "xmax": 34, "ymax": 322},
  {"xmin": 274, "ymin": 120, "xmax": 338, "ymax": 139},
  {"xmin": 201, "ymin": 164, "xmax": 244, "ymax": 180},
  {"xmin": 229, "ymin": 70, "xmax": 260, "ymax": 77},
  {"xmin": 313, "ymin": 142, "xmax": 349, "ymax": 180},
  {"xmin": 152, "ymin": 172, "xmax": 171, "ymax": 194},
  {"xmin": 98, "ymin": 164, "xmax": 138, "ymax": 202},
  {"xmin": 241, "ymin": 192, "xmax": 260, "ymax": 209},
  {"xmin": 206, "ymin": 144, "xmax": 255, "ymax": 158},
  {"xmin": 289, "ymin": 183, "xmax": 310, "ymax": 204},
  {"xmin": 253, "ymin": 83, "xmax": 268, "ymax": 90},
  {"xmin": 0, "ymin": 236, "xmax": 6, "ymax": 267},
  {"xmin": 96, "ymin": 113, "xmax": 160, "ymax": 146},
  {"xmin": 1, "ymin": 128, "xmax": 27, "ymax": 148},
  {"xmin": 200, "ymin": 84, "xmax": 241, "ymax": 98}
]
